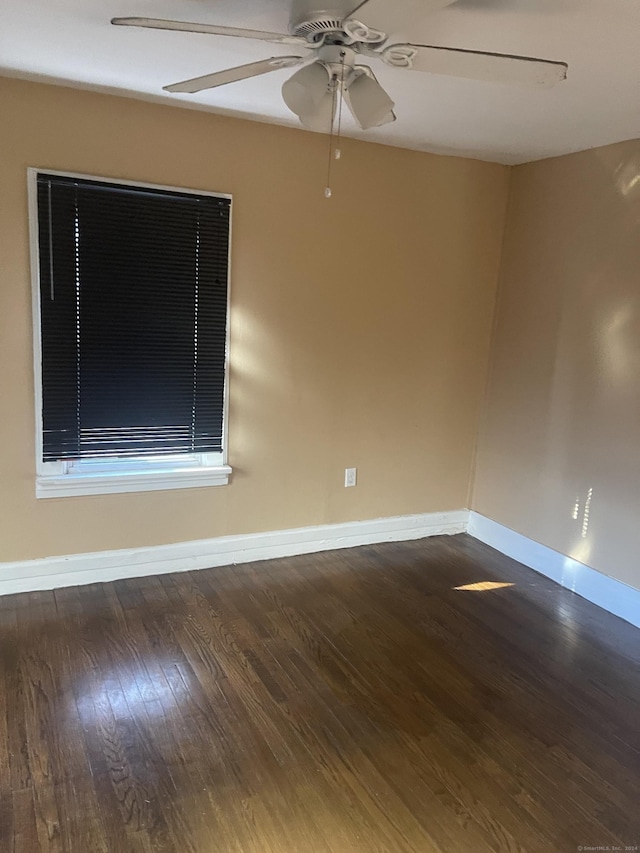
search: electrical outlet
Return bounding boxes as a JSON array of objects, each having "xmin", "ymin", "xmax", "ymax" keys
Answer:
[{"xmin": 344, "ymin": 467, "xmax": 357, "ymax": 488}]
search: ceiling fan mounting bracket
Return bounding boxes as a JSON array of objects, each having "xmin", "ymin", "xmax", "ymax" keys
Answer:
[
  {"xmin": 342, "ymin": 20, "xmax": 386, "ymax": 46},
  {"xmin": 382, "ymin": 45, "xmax": 418, "ymax": 69}
]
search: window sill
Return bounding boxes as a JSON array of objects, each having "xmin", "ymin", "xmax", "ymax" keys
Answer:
[{"xmin": 36, "ymin": 465, "xmax": 232, "ymax": 498}]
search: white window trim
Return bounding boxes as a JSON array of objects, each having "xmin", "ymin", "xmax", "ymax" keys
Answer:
[{"xmin": 29, "ymin": 168, "xmax": 233, "ymax": 499}]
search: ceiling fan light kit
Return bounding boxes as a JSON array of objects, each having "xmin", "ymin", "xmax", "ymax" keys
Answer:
[
  {"xmin": 280, "ymin": 44, "xmax": 394, "ymax": 132},
  {"xmin": 112, "ymin": 0, "xmax": 568, "ymax": 131},
  {"xmin": 282, "ymin": 61, "xmax": 332, "ymax": 119},
  {"xmin": 345, "ymin": 71, "xmax": 395, "ymax": 129},
  {"xmin": 296, "ymin": 86, "xmax": 337, "ymax": 132}
]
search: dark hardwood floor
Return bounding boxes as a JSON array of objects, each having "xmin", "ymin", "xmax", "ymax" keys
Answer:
[{"xmin": 1, "ymin": 533, "xmax": 639, "ymax": 852}]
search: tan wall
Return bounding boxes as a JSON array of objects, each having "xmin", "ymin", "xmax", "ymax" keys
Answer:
[
  {"xmin": 0, "ymin": 76, "xmax": 509, "ymax": 562},
  {"xmin": 473, "ymin": 139, "xmax": 640, "ymax": 591}
]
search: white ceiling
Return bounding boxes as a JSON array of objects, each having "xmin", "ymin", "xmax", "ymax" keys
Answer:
[{"xmin": 1, "ymin": 0, "xmax": 639, "ymax": 164}]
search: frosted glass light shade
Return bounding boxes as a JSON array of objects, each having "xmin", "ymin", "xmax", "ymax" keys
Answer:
[
  {"xmin": 282, "ymin": 62, "xmax": 331, "ymax": 117},
  {"xmin": 298, "ymin": 90, "xmax": 336, "ymax": 132},
  {"xmin": 346, "ymin": 72, "xmax": 395, "ymax": 129}
]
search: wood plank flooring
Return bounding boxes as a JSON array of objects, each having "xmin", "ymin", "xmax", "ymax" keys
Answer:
[{"xmin": 1, "ymin": 533, "xmax": 639, "ymax": 852}]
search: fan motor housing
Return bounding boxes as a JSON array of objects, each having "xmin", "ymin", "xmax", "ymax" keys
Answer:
[{"xmin": 289, "ymin": 0, "xmax": 355, "ymax": 40}]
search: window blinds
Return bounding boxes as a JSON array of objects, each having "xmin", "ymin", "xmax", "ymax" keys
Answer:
[{"xmin": 36, "ymin": 173, "xmax": 230, "ymax": 461}]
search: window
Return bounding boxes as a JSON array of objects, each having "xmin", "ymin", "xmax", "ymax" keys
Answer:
[{"xmin": 30, "ymin": 170, "xmax": 232, "ymax": 497}]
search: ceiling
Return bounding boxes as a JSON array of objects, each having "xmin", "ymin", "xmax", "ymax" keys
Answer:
[{"xmin": 2, "ymin": 0, "xmax": 639, "ymax": 164}]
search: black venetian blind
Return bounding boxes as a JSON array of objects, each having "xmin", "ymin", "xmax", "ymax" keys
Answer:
[{"xmin": 37, "ymin": 173, "xmax": 230, "ymax": 462}]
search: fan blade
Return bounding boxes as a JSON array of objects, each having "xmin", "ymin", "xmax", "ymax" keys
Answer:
[
  {"xmin": 386, "ymin": 43, "xmax": 568, "ymax": 86},
  {"xmin": 344, "ymin": 70, "xmax": 396, "ymax": 129},
  {"xmin": 164, "ymin": 57, "xmax": 305, "ymax": 94},
  {"xmin": 344, "ymin": 0, "xmax": 456, "ymax": 33},
  {"xmin": 111, "ymin": 17, "xmax": 308, "ymax": 47}
]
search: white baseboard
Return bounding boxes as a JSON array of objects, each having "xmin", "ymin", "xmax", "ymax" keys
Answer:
[
  {"xmin": 0, "ymin": 509, "xmax": 468, "ymax": 597},
  {"xmin": 468, "ymin": 511, "xmax": 640, "ymax": 630},
  {"xmin": 5, "ymin": 508, "xmax": 638, "ymax": 631}
]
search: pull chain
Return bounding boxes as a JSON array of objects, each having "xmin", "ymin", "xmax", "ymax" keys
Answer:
[
  {"xmin": 324, "ymin": 51, "xmax": 346, "ymax": 198},
  {"xmin": 324, "ymin": 74, "xmax": 338, "ymax": 198},
  {"xmin": 334, "ymin": 53, "xmax": 346, "ymax": 162}
]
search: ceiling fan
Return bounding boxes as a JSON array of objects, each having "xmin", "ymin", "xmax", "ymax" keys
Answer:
[{"xmin": 111, "ymin": 0, "xmax": 568, "ymax": 132}]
